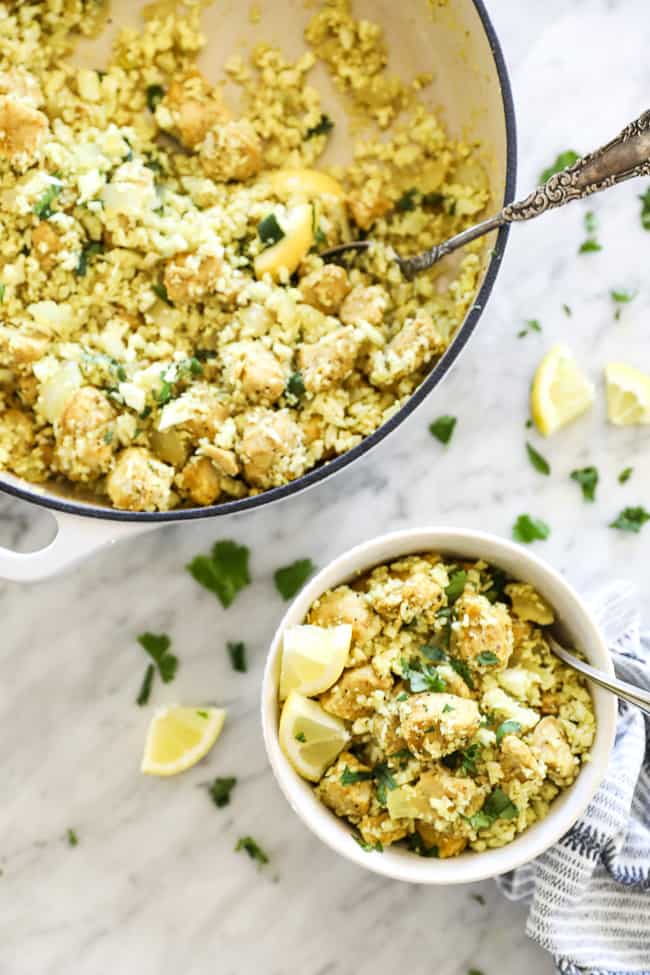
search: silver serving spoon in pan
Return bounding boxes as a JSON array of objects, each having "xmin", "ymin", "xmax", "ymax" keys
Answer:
[
  {"xmin": 548, "ymin": 635, "xmax": 650, "ymax": 717},
  {"xmin": 321, "ymin": 109, "xmax": 650, "ymax": 280}
]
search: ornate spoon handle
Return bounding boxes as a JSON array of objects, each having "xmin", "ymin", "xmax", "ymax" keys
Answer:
[{"xmin": 396, "ymin": 108, "xmax": 650, "ymax": 278}]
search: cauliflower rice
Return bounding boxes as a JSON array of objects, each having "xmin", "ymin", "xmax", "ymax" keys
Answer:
[
  {"xmin": 0, "ymin": 0, "xmax": 488, "ymax": 511},
  {"xmin": 298, "ymin": 553, "xmax": 596, "ymax": 857}
]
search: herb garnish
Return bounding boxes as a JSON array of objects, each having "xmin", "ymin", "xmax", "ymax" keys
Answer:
[
  {"xmin": 352, "ymin": 832, "xmax": 383, "ymax": 853},
  {"xmin": 208, "ymin": 777, "xmax": 237, "ymax": 808},
  {"xmin": 340, "ymin": 766, "xmax": 375, "ymax": 785},
  {"xmin": 512, "ymin": 514, "xmax": 550, "ymax": 544},
  {"xmin": 305, "ymin": 114, "xmax": 334, "ymax": 139},
  {"xmin": 526, "ymin": 441, "xmax": 550, "ymax": 475},
  {"xmin": 449, "ymin": 657, "xmax": 475, "ymax": 690},
  {"xmin": 146, "ymin": 84, "xmax": 165, "ymax": 112},
  {"xmin": 341, "ymin": 763, "xmax": 396, "ymax": 806},
  {"xmin": 468, "ymin": 787, "xmax": 518, "ymax": 830},
  {"xmin": 401, "ymin": 657, "xmax": 446, "ymax": 693},
  {"xmin": 152, "ymin": 281, "xmax": 172, "ymax": 305},
  {"xmin": 0, "ymin": 284, "xmax": 6, "ymax": 302},
  {"xmin": 137, "ymin": 632, "xmax": 179, "ymax": 683},
  {"xmin": 395, "ymin": 188, "xmax": 418, "ymax": 212},
  {"xmin": 579, "ymin": 210, "xmax": 602, "ymax": 253},
  {"xmin": 75, "ymin": 240, "xmax": 104, "ymax": 277},
  {"xmin": 562, "ymin": 303, "xmax": 572, "ymax": 317},
  {"xmin": 484, "ymin": 567, "xmax": 507, "ymax": 604},
  {"xmin": 570, "ymin": 466, "xmax": 598, "ymax": 502},
  {"xmin": 540, "ymin": 150, "xmax": 579, "ymax": 183},
  {"xmin": 66, "ymin": 828, "xmax": 78, "ymax": 847},
  {"xmin": 429, "ymin": 414, "xmax": 457, "ymax": 445},
  {"xmin": 34, "ymin": 182, "xmax": 62, "ymax": 220},
  {"xmin": 136, "ymin": 663, "xmax": 155, "ymax": 706},
  {"xmin": 610, "ymin": 506, "xmax": 650, "ymax": 533},
  {"xmin": 274, "ymin": 558, "xmax": 315, "ymax": 600},
  {"xmin": 295, "ymin": 731, "xmax": 306, "ymax": 742},
  {"xmin": 495, "ymin": 719, "xmax": 522, "ymax": 744},
  {"xmin": 471, "ymin": 893, "xmax": 486, "ymax": 906},
  {"xmin": 619, "ymin": 467, "xmax": 633, "ymax": 484},
  {"xmin": 187, "ymin": 540, "xmax": 251, "ymax": 608},
  {"xmin": 286, "ymin": 371, "xmax": 305, "ymax": 399},
  {"xmin": 407, "ymin": 832, "xmax": 439, "ymax": 857},
  {"xmin": 518, "ymin": 318, "xmax": 542, "ymax": 339},
  {"xmin": 258, "ymin": 213, "xmax": 285, "ymax": 247},
  {"xmin": 445, "ymin": 569, "xmax": 467, "ymax": 603},
  {"xmin": 442, "ymin": 742, "xmax": 481, "ymax": 775},
  {"xmin": 235, "ymin": 836, "xmax": 269, "ymax": 865},
  {"xmin": 639, "ymin": 186, "xmax": 650, "ymax": 230},
  {"xmin": 227, "ymin": 640, "xmax": 247, "ymax": 673},
  {"xmin": 476, "ymin": 651, "xmax": 499, "ymax": 666}
]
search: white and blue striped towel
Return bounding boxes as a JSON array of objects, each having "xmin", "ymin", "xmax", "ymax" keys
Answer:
[{"xmin": 497, "ymin": 582, "xmax": 650, "ymax": 974}]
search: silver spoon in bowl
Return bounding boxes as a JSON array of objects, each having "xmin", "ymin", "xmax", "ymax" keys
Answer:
[
  {"xmin": 321, "ymin": 109, "xmax": 650, "ymax": 280},
  {"xmin": 548, "ymin": 635, "xmax": 650, "ymax": 717}
]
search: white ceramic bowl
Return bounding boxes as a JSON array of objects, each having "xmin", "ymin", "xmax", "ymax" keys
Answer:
[{"xmin": 261, "ymin": 528, "xmax": 618, "ymax": 884}]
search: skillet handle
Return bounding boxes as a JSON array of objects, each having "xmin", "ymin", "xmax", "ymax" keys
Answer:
[{"xmin": 0, "ymin": 508, "xmax": 151, "ymax": 582}]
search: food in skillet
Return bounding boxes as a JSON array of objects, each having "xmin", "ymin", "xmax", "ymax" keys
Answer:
[
  {"xmin": 277, "ymin": 554, "xmax": 595, "ymax": 856},
  {"xmin": 0, "ymin": 0, "xmax": 488, "ymax": 511}
]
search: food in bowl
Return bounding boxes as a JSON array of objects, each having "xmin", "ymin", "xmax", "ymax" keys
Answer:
[
  {"xmin": 277, "ymin": 552, "xmax": 596, "ymax": 857},
  {"xmin": 0, "ymin": 0, "xmax": 488, "ymax": 511}
]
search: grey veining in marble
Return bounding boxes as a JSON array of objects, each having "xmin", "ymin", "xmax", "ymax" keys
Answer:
[{"xmin": 2, "ymin": 1, "xmax": 650, "ymax": 973}]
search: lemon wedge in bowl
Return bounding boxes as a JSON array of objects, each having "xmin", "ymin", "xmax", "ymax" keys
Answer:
[
  {"xmin": 605, "ymin": 362, "xmax": 650, "ymax": 425},
  {"xmin": 141, "ymin": 706, "xmax": 226, "ymax": 776},
  {"xmin": 531, "ymin": 344, "xmax": 594, "ymax": 436},
  {"xmin": 279, "ymin": 691, "xmax": 349, "ymax": 781},
  {"xmin": 279, "ymin": 623, "xmax": 352, "ymax": 699}
]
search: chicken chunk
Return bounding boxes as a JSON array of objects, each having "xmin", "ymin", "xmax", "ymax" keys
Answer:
[
  {"xmin": 54, "ymin": 387, "xmax": 116, "ymax": 481},
  {"xmin": 368, "ymin": 313, "xmax": 444, "ymax": 388},
  {"xmin": 320, "ymin": 664, "xmax": 392, "ymax": 720},
  {"xmin": 238, "ymin": 408, "xmax": 307, "ymax": 489},
  {"xmin": 371, "ymin": 711, "xmax": 408, "ymax": 757},
  {"xmin": 359, "ymin": 814, "xmax": 409, "ymax": 849},
  {"xmin": 308, "ymin": 586, "xmax": 381, "ymax": 646},
  {"xmin": 388, "ymin": 766, "xmax": 483, "ymax": 823},
  {"xmin": 199, "ymin": 443, "xmax": 239, "ymax": 477},
  {"xmin": 339, "ymin": 285, "xmax": 387, "ymax": 327},
  {"xmin": 451, "ymin": 592, "xmax": 514, "ymax": 673},
  {"xmin": 317, "ymin": 752, "xmax": 373, "ymax": 820},
  {"xmin": 0, "ymin": 70, "xmax": 43, "ymax": 108},
  {"xmin": 416, "ymin": 822, "xmax": 467, "ymax": 858},
  {"xmin": 157, "ymin": 71, "xmax": 230, "ymax": 149},
  {"xmin": 398, "ymin": 693, "xmax": 481, "ymax": 761},
  {"xmin": 176, "ymin": 455, "xmax": 221, "ymax": 506},
  {"xmin": 163, "ymin": 252, "xmax": 222, "ymax": 304},
  {"xmin": 299, "ymin": 265, "xmax": 351, "ymax": 315},
  {"xmin": 32, "ymin": 222, "xmax": 62, "ymax": 271},
  {"xmin": 298, "ymin": 327, "xmax": 358, "ymax": 394},
  {"xmin": 401, "ymin": 570, "xmax": 445, "ymax": 622},
  {"xmin": 505, "ymin": 582, "xmax": 554, "ymax": 625},
  {"xmin": 0, "ymin": 408, "xmax": 35, "ymax": 470},
  {"xmin": 106, "ymin": 447, "xmax": 175, "ymax": 512},
  {"xmin": 0, "ymin": 326, "xmax": 48, "ymax": 366},
  {"xmin": 171, "ymin": 384, "xmax": 230, "ymax": 440},
  {"xmin": 236, "ymin": 342, "xmax": 285, "ymax": 405},
  {"xmin": 532, "ymin": 716, "xmax": 578, "ymax": 785},
  {"xmin": 500, "ymin": 734, "xmax": 542, "ymax": 784},
  {"xmin": 199, "ymin": 119, "xmax": 262, "ymax": 182},
  {"xmin": 0, "ymin": 96, "xmax": 48, "ymax": 164}
]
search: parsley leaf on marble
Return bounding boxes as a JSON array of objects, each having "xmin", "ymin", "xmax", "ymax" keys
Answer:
[
  {"xmin": 137, "ymin": 632, "xmax": 178, "ymax": 683},
  {"xmin": 235, "ymin": 836, "xmax": 269, "ymax": 865},
  {"xmin": 146, "ymin": 84, "xmax": 165, "ymax": 112},
  {"xmin": 468, "ymin": 969, "xmax": 486, "ymax": 975},
  {"xmin": 305, "ymin": 114, "xmax": 334, "ymax": 139},
  {"xmin": 512, "ymin": 514, "xmax": 550, "ymax": 544},
  {"xmin": 429, "ymin": 414, "xmax": 457, "ymax": 445},
  {"xmin": 540, "ymin": 150, "xmax": 579, "ymax": 183},
  {"xmin": 136, "ymin": 663, "xmax": 155, "ymax": 706},
  {"xmin": 471, "ymin": 894, "xmax": 486, "ymax": 906},
  {"xmin": 562, "ymin": 303, "xmax": 572, "ymax": 317},
  {"xmin": 517, "ymin": 318, "xmax": 542, "ymax": 338},
  {"xmin": 639, "ymin": 186, "xmax": 650, "ymax": 230},
  {"xmin": 526, "ymin": 441, "xmax": 550, "ymax": 475},
  {"xmin": 570, "ymin": 466, "xmax": 598, "ymax": 502},
  {"xmin": 610, "ymin": 506, "xmax": 650, "ymax": 533},
  {"xmin": 579, "ymin": 210, "xmax": 602, "ymax": 253},
  {"xmin": 274, "ymin": 558, "xmax": 315, "ymax": 600},
  {"xmin": 227, "ymin": 641, "xmax": 247, "ymax": 673},
  {"xmin": 496, "ymin": 719, "xmax": 522, "ymax": 744},
  {"xmin": 187, "ymin": 540, "xmax": 251, "ymax": 608},
  {"xmin": 618, "ymin": 467, "xmax": 633, "ymax": 484},
  {"xmin": 66, "ymin": 828, "xmax": 78, "ymax": 847},
  {"xmin": 208, "ymin": 777, "xmax": 237, "ymax": 808},
  {"xmin": 611, "ymin": 288, "xmax": 637, "ymax": 320}
]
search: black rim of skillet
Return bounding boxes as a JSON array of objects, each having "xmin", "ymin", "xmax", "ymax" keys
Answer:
[{"xmin": 0, "ymin": 0, "xmax": 517, "ymax": 524}]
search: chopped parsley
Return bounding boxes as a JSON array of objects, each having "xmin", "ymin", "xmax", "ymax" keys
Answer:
[
  {"xmin": 429, "ymin": 414, "xmax": 457, "ymax": 445},
  {"xmin": 471, "ymin": 893, "xmax": 486, "ymax": 906},
  {"xmin": 401, "ymin": 657, "xmax": 446, "ymax": 693},
  {"xmin": 517, "ymin": 318, "xmax": 542, "ymax": 338},
  {"xmin": 570, "ymin": 466, "xmax": 598, "ymax": 502},
  {"xmin": 445, "ymin": 569, "xmax": 467, "ymax": 603},
  {"xmin": 610, "ymin": 506, "xmax": 650, "ymax": 533},
  {"xmin": 66, "ymin": 828, "xmax": 78, "ymax": 847},
  {"xmin": 512, "ymin": 514, "xmax": 550, "ymax": 544},
  {"xmin": 562, "ymin": 303, "xmax": 572, "ymax": 317},
  {"xmin": 468, "ymin": 787, "xmax": 518, "ymax": 830},
  {"xmin": 102, "ymin": 429, "xmax": 113, "ymax": 445},
  {"xmin": 152, "ymin": 281, "xmax": 172, "ymax": 305},
  {"xmin": 407, "ymin": 832, "xmax": 439, "ymax": 857},
  {"xmin": 0, "ymin": 284, "xmax": 5, "ymax": 303},
  {"xmin": 442, "ymin": 742, "xmax": 481, "ymax": 775},
  {"xmin": 611, "ymin": 288, "xmax": 637, "ymax": 320},
  {"xmin": 374, "ymin": 763, "xmax": 398, "ymax": 806},
  {"xmin": 258, "ymin": 213, "xmax": 285, "ymax": 247},
  {"xmin": 579, "ymin": 210, "xmax": 602, "ymax": 253},
  {"xmin": 526, "ymin": 441, "xmax": 550, "ymax": 475},
  {"xmin": 495, "ymin": 719, "xmax": 522, "ymax": 744},
  {"xmin": 187, "ymin": 540, "xmax": 251, "ymax": 608},
  {"xmin": 340, "ymin": 765, "xmax": 375, "ymax": 785},
  {"xmin": 295, "ymin": 731, "xmax": 306, "ymax": 743},
  {"xmin": 484, "ymin": 567, "xmax": 507, "ymax": 604},
  {"xmin": 34, "ymin": 182, "xmax": 62, "ymax": 220},
  {"xmin": 395, "ymin": 187, "xmax": 418, "ymax": 212},
  {"xmin": 352, "ymin": 832, "xmax": 383, "ymax": 853},
  {"xmin": 619, "ymin": 466, "xmax": 633, "ymax": 484},
  {"xmin": 468, "ymin": 969, "xmax": 486, "ymax": 975},
  {"xmin": 639, "ymin": 186, "xmax": 650, "ymax": 230},
  {"xmin": 75, "ymin": 241, "xmax": 104, "ymax": 277},
  {"xmin": 137, "ymin": 632, "xmax": 179, "ymax": 683},
  {"xmin": 449, "ymin": 657, "xmax": 475, "ymax": 690},
  {"xmin": 476, "ymin": 651, "xmax": 499, "ymax": 666},
  {"xmin": 227, "ymin": 640, "xmax": 247, "ymax": 673},
  {"xmin": 208, "ymin": 776, "xmax": 237, "ymax": 808},
  {"xmin": 540, "ymin": 150, "xmax": 579, "ymax": 183},
  {"xmin": 136, "ymin": 663, "xmax": 155, "ymax": 706},
  {"xmin": 235, "ymin": 836, "xmax": 269, "ymax": 865},
  {"xmin": 274, "ymin": 558, "xmax": 315, "ymax": 600},
  {"xmin": 146, "ymin": 84, "xmax": 165, "ymax": 112},
  {"xmin": 305, "ymin": 114, "xmax": 334, "ymax": 139},
  {"xmin": 286, "ymin": 371, "xmax": 305, "ymax": 399}
]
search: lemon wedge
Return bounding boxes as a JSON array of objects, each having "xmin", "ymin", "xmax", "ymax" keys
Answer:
[
  {"xmin": 254, "ymin": 203, "xmax": 314, "ymax": 281},
  {"xmin": 279, "ymin": 623, "xmax": 352, "ymax": 699},
  {"xmin": 531, "ymin": 344, "xmax": 594, "ymax": 436},
  {"xmin": 141, "ymin": 706, "xmax": 226, "ymax": 776},
  {"xmin": 267, "ymin": 168, "xmax": 344, "ymax": 200},
  {"xmin": 278, "ymin": 691, "xmax": 349, "ymax": 781},
  {"xmin": 605, "ymin": 362, "xmax": 650, "ymax": 425}
]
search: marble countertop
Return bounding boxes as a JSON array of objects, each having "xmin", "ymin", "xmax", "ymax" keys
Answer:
[{"xmin": 2, "ymin": 1, "xmax": 650, "ymax": 972}]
